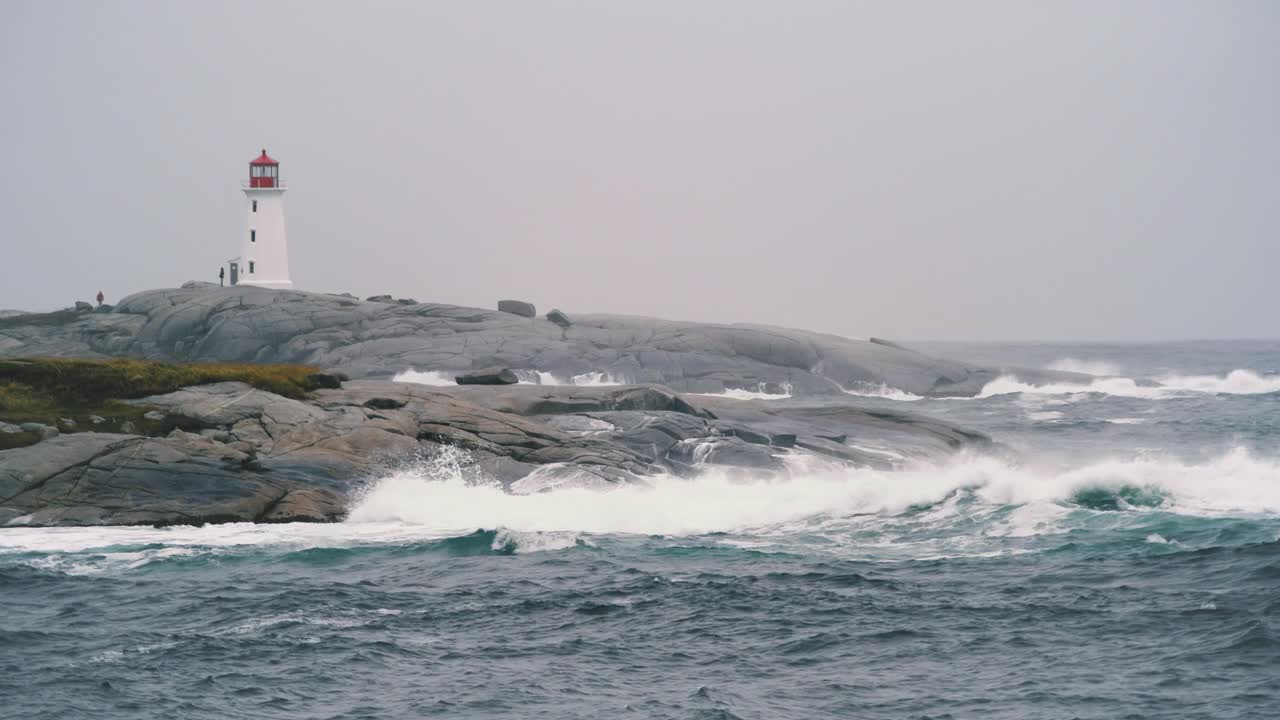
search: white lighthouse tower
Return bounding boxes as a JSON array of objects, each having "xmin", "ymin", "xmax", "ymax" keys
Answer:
[{"xmin": 229, "ymin": 149, "xmax": 292, "ymax": 289}]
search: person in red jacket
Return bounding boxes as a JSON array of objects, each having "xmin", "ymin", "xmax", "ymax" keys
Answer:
[{"xmin": 96, "ymin": 291, "xmax": 105, "ymax": 307}]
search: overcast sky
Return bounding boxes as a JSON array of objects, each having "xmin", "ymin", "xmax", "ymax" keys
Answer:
[{"xmin": 1, "ymin": 1, "xmax": 1276, "ymax": 340}]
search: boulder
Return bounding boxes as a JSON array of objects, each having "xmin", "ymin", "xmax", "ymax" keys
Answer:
[
  {"xmin": 305, "ymin": 371, "xmax": 347, "ymax": 390},
  {"xmin": 455, "ymin": 367, "xmax": 520, "ymax": 386},
  {"xmin": 94, "ymin": 304, "xmax": 114, "ymax": 313},
  {"xmin": 546, "ymin": 308, "xmax": 572, "ymax": 328},
  {"xmin": 363, "ymin": 397, "xmax": 407, "ymax": 410},
  {"xmin": 366, "ymin": 294, "xmax": 395, "ymax": 303},
  {"xmin": 498, "ymin": 299, "xmax": 536, "ymax": 318},
  {"xmin": 397, "ymin": 298, "xmax": 418, "ymax": 306},
  {"xmin": 74, "ymin": 301, "xmax": 93, "ymax": 312}
]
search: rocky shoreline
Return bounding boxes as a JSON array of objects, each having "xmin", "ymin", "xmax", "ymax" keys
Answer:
[
  {"xmin": 0, "ymin": 284, "xmax": 1068, "ymax": 527},
  {"xmin": 0, "ymin": 283, "xmax": 1084, "ymax": 396}
]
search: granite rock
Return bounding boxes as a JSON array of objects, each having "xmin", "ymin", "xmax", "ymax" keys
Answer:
[
  {"xmin": 0, "ymin": 285, "xmax": 1088, "ymax": 396},
  {"xmin": 546, "ymin": 308, "xmax": 572, "ymax": 328},
  {"xmin": 455, "ymin": 367, "xmax": 520, "ymax": 386},
  {"xmin": 498, "ymin": 299, "xmax": 537, "ymax": 318},
  {"xmin": 0, "ymin": 379, "xmax": 999, "ymax": 527}
]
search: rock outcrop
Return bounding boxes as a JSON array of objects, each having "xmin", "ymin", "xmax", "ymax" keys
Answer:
[
  {"xmin": 0, "ymin": 379, "xmax": 997, "ymax": 527},
  {"xmin": 546, "ymin": 308, "xmax": 572, "ymax": 328},
  {"xmin": 0, "ymin": 285, "xmax": 1089, "ymax": 396},
  {"xmin": 0, "ymin": 284, "xmax": 1075, "ymax": 528},
  {"xmin": 454, "ymin": 367, "xmax": 519, "ymax": 385},
  {"xmin": 497, "ymin": 299, "xmax": 537, "ymax": 318}
]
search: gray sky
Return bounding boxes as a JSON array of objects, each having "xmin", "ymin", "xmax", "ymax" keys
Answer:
[{"xmin": 2, "ymin": 1, "xmax": 1276, "ymax": 340}]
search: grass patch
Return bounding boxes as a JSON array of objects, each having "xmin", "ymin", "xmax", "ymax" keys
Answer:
[
  {"xmin": 0, "ymin": 357, "xmax": 324, "ymax": 402},
  {"xmin": 0, "ymin": 429, "xmax": 43, "ymax": 450},
  {"xmin": 0, "ymin": 358, "xmax": 333, "ymax": 442}
]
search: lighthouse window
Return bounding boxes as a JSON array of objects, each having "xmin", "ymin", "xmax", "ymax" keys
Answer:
[
  {"xmin": 252, "ymin": 200, "xmax": 257, "ymax": 212},
  {"xmin": 250, "ymin": 229, "xmax": 256, "ymax": 243},
  {"xmin": 249, "ymin": 261, "xmax": 256, "ymax": 274}
]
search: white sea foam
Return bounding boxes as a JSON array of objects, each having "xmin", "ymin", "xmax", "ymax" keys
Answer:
[
  {"xmin": 692, "ymin": 383, "xmax": 793, "ymax": 401},
  {"xmin": 491, "ymin": 528, "xmax": 584, "ymax": 553},
  {"xmin": 346, "ymin": 447, "xmax": 1280, "ymax": 535},
  {"xmin": 843, "ymin": 383, "xmax": 925, "ymax": 401},
  {"xmin": 977, "ymin": 369, "xmax": 1280, "ymax": 399},
  {"xmin": 396, "ymin": 368, "xmax": 631, "ymax": 387},
  {"xmin": 570, "ymin": 371, "xmax": 629, "ymax": 386},
  {"xmin": 513, "ymin": 370, "xmax": 629, "ymax": 386},
  {"xmin": 1155, "ymin": 369, "xmax": 1280, "ymax": 395},
  {"xmin": 393, "ymin": 369, "xmax": 456, "ymax": 386},
  {"xmin": 510, "ymin": 369, "xmax": 560, "ymax": 385},
  {"xmin": 1047, "ymin": 358, "xmax": 1123, "ymax": 377}
]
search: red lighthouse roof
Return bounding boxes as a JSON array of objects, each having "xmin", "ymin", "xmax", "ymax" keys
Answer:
[{"xmin": 249, "ymin": 149, "xmax": 278, "ymax": 166}]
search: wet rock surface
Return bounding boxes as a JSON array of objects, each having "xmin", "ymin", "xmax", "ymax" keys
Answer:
[
  {"xmin": 454, "ymin": 367, "xmax": 519, "ymax": 385},
  {"xmin": 0, "ymin": 378, "xmax": 998, "ymax": 527}
]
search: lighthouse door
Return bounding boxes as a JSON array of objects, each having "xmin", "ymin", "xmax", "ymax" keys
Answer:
[{"xmin": 229, "ymin": 262, "xmax": 239, "ymax": 286}]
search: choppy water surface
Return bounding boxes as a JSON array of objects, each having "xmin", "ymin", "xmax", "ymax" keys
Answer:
[{"xmin": 3, "ymin": 341, "xmax": 1279, "ymax": 719}]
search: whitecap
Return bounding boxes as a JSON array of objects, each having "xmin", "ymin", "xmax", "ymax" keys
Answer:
[
  {"xmin": 977, "ymin": 369, "xmax": 1280, "ymax": 399},
  {"xmin": 491, "ymin": 528, "xmax": 583, "ymax": 554}
]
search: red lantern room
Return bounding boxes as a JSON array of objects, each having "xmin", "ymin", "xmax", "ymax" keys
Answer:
[{"xmin": 249, "ymin": 149, "xmax": 280, "ymax": 188}]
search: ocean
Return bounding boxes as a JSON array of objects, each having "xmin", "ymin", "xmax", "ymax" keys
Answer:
[{"xmin": 3, "ymin": 341, "xmax": 1279, "ymax": 719}]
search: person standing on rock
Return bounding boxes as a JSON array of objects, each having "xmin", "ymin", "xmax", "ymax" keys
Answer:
[
  {"xmin": 219, "ymin": 267, "xmax": 225, "ymax": 286},
  {"xmin": 96, "ymin": 291, "xmax": 104, "ymax": 307}
]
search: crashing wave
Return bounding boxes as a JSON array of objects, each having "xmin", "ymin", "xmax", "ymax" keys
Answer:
[
  {"xmin": 393, "ymin": 369, "xmax": 456, "ymax": 386},
  {"xmin": 4, "ymin": 448, "xmax": 1278, "ymax": 567},
  {"xmin": 343, "ymin": 446, "xmax": 1280, "ymax": 536},
  {"xmin": 977, "ymin": 369, "xmax": 1280, "ymax": 399}
]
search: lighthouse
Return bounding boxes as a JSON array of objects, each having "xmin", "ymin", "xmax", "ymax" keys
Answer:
[{"xmin": 229, "ymin": 149, "xmax": 292, "ymax": 289}]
